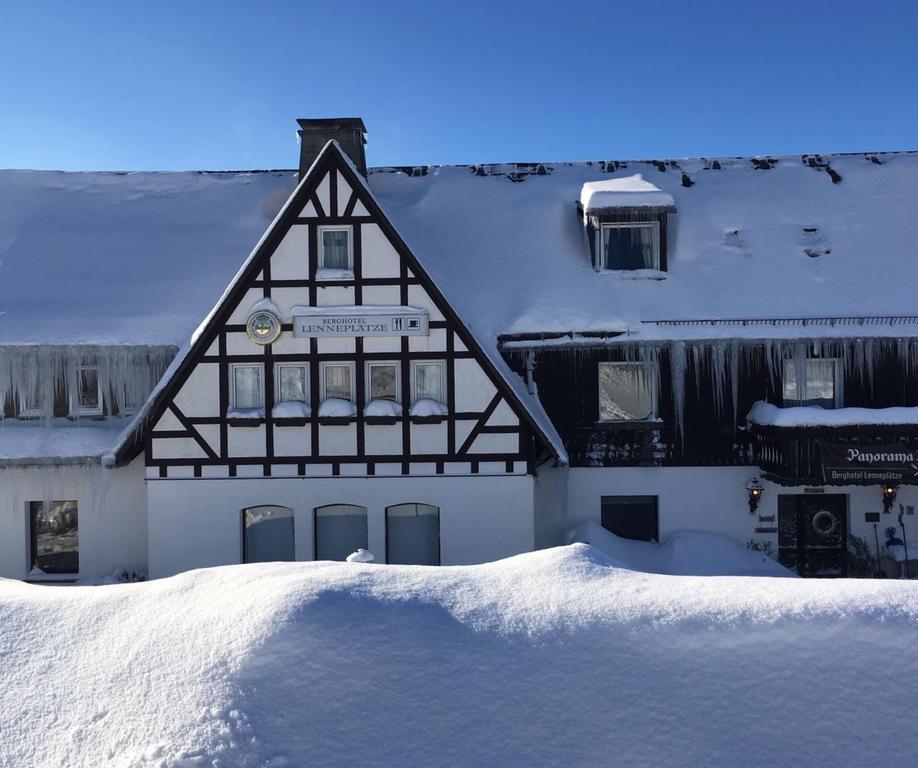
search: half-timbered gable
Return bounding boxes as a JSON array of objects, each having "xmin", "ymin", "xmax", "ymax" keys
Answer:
[{"xmin": 142, "ymin": 141, "xmax": 541, "ymax": 482}]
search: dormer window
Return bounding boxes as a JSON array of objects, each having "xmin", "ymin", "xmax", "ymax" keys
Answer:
[
  {"xmin": 580, "ymin": 174, "xmax": 675, "ymax": 273},
  {"xmin": 600, "ymin": 221, "xmax": 660, "ymax": 271},
  {"xmin": 72, "ymin": 363, "xmax": 103, "ymax": 417}
]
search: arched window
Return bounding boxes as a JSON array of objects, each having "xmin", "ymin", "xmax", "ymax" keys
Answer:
[
  {"xmin": 314, "ymin": 504, "xmax": 368, "ymax": 561},
  {"xmin": 242, "ymin": 506, "xmax": 295, "ymax": 563},
  {"xmin": 386, "ymin": 503, "xmax": 440, "ymax": 565}
]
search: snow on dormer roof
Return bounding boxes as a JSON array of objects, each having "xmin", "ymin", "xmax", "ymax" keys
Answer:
[{"xmin": 579, "ymin": 174, "xmax": 677, "ymax": 213}]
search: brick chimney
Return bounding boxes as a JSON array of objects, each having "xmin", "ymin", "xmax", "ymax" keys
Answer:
[{"xmin": 297, "ymin": 117, "xmax": 367, "ymax": 179}]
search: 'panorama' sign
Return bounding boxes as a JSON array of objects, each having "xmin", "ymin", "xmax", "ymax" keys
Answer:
[
  {"xmin": 820, "ymin": 442, "xmax": 918, "ymax": 485},
  {"xmin": 292, "ymin": 305, "xmax": 430, "ymax": 338}
]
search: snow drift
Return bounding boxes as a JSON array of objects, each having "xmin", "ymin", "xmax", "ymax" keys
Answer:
[
  {"xmin": 569, "ymin": 519, "xmax": 794, "ymax": 577},
  {"xmin": 1, "ymin": 545, "xmax": 917, "ymax": 767}
]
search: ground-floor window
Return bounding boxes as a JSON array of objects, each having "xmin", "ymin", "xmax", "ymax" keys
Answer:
[
  {"xmin": 242, "ymin": 506, "xmax": 295, "ymax": 563},
  {"xmin": 29, "ymin": 500, "xmax": 79, "ymax": 574},
  {"xmin": 314, "ymin": 504, "xmax": 368, "ymax": 561},
  {"xmin": 386, "ymin": 503, "xmax": 440, "ymax": 565},
  {"xmin": 600, "ymin": 495, "xmax": 659, "ymax": 542}
]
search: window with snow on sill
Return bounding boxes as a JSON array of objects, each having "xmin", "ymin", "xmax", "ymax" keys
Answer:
[
  {"xmin": 365, "ymin": 399, "xmax": 403, "ymax": 418},
  {"xmin": 272, "ymin": 401, "xmax": 311, "ymax": 419},
  {"xmin": 318, "ymin": 398, "xmax": 357, "ymax": 418},
  {"xmin": 409, "ymin": 399, "xmax": 449, "ymax": 418},
  {"xmin": 227, "ymin": 407, "xmax": 266, "ymax": 420}
]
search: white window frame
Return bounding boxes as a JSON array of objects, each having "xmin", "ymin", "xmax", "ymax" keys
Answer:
[
  {"xmin": 366, "ymin": 361, "xmax": 400, "ymax": 403},
  {"xmin": 274, "ymin": 362, "xmax": 309, "ymax": 404},
  {"xmin": 782, "ymin": 358, "xmax": 843, "ymax": 408},
  {"xmin": 231, "ymin": 362, "xmax": 265, "ymax": 411},
  {"xmin": 598, "ymin": 221, "xmax": 660, "ymax": 271},
  {"xmin": 71, "ymin": 363, "xmax": 103, "ymax": 417},
  {"xmin": 317, "ymin": 224, "xmax": 354, "ymax": 275},
  {"xmin": 320, "ymin": 361, "xmax": 356, "ymax": 402},
  {"xmin": 597, "ymin": 361, "xmax": 657, "ymax": 423},
  {"xmin": 410, "ymin": 360, "xmax": 446, "ymax": 405}
]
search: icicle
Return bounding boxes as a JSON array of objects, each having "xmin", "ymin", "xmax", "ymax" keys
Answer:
[
  {"xmin": 710, "ymin": 340, "xmax": 728, "ymax": 419},
  {"xmin": 729, "ymin": 340, "xmax": 740, "ymax": 428},
  {"xmin": 669, "ymin": 341, "xmax": 686, "ymax": 441},
  {"xmin": 0, "ymin": 345, "xmax": 175, "ymax": 423}
]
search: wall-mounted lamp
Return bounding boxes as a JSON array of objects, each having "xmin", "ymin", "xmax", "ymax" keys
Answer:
[
  {"xmin": 747, "ymin": 477, "xmax": 765, "ymax": 515},
  {"xmin": 882, "ymin": 483, "xmax": 899, "ymax": 514}
]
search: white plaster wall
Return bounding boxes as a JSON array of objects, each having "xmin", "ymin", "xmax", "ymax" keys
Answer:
[
  {"xmin": 227, "ymin": 288, "xmax": 264, "ymax": 325},
  {"xmin": 454, "ymin": 359, "xmax": 497, "ymax": 411},
  {"xmin": 564, "ymin": 467, "xmax": 918, "ymax": 563},
  {"xmin": 172, "ymin": 363, "xmax": 219, "ymax": 417},
  {"xmin": 566, "ymin": 466, "xmax": 767, "ymax": 545},
  {"xmin": 533, "ymin": 463, "xmax": 567, "ymax": 550},
  {"xmin": 269, "ymin": 225, "xmax": 308, "ymax": 281},
  {"xmin": 147, "ymin": 474, "xmax": 535, "ymax": 577},
  {"xmin": 361, "ymin": 224, "xmax": 401, "ymax": 278},
  {"xmin": 0, "ymin": 457, "xmax": 147, "ymax": 580}
]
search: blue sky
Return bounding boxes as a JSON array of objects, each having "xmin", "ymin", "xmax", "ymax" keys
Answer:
[{"xmin": 2, "ymin": 0, "xmax": 916, "ymax": 170}]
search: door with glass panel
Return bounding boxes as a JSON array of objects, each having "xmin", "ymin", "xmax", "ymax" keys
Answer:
[
  {"xmin": 314, "ymin": 504, "xmax": 368, "ymax": 561},
  {"xmin": 386, "ymin": 503, "xmax": 441, "ymax": 565},
  {"xmin": 242, "ymin": 506, "xmax": 295, "ymax": 563}
]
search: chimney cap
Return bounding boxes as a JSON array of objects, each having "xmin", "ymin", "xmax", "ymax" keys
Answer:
[{"xmin": 296, "ymin": 117, "xmax": 367, "ymax": 134}]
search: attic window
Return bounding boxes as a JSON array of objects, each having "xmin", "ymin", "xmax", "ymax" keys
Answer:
[
  {"xmin": 72, "ymin": 364, "xmax": 103, "ymax": 417},
  {"xmin": 600, "ymin": 221, "xmax": 660, "ymax": 271},
  {"xmin": 318, "ymin": 225, "xmax": 353, "ymax": 278},
  {"xmin": 580, "ymin": 175, "xmax": 675, "ymax": 273}
]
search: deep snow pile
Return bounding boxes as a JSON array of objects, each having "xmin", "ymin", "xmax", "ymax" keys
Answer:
[
  {"xmin": 569, "ymin": 519, "xmax": 794, "ymax": 577},
  {"xmin": 2, "ymin": 545, "xmax": 917, "ymax": 767}
]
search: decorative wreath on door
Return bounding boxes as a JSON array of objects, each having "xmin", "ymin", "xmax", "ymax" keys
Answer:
[{"xmin": 811, "ymin": 509, "xmax": 839, "ymax": 536}]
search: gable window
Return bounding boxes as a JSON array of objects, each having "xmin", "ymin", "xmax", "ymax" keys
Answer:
[
  {"xmin": 783, "ymin": 358, "xmax": 841, "ymax": 409},
  {"xmin": 368, "ymin": 362, "xmax": 399, "ymax": 401},
  {"xmin": 365, "ymin": 362, "xmax": 402, "ymax": 418},
  {"xmin": 276, "ymin": 363, "xmax": 308, "ymax": 404},
  {"xmin": 273, "ymin": 363, "xmax": 310, "ymax": 418},
  {"xmin": 600, "ymin": 221, "xmax": 660, "ymax": 271},
  {"xmin": 242, "ymin": 506, "xmax": 295, "ymax": 564},
  {"xmin": 231, "ymin": 363, "xmax": 264, "ymax": 415},
  {"xmin": 321, "ymin": 362, "xmax": 353, "ymax": 401},
  {"xmin": 29, "ymin": 500, "xmax": 79, "ymax": 575},
  {"xmin": 598, "ymin": 362, "xmax": 655, "ymax": 422},
  {"xmin": 318, "ymin": 362, "xmax": 357, "ymax": 418},
  {"xmin": 412, "ymin": 361, "xmax": 444, "ymax": 404},
  {"xmin": 318, "ymin": 225, "xmax": 353, "ymax": 277},
  {"xmin": 73, "ymin": 364, "xmax": 103, "ymax": 417}
]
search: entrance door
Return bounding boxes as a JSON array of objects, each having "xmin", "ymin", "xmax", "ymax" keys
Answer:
[{"xmin": 778, "ymin": 494, "xmax": 848, "ymax": 577}]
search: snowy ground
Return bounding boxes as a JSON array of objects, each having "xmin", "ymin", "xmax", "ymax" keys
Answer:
[{"xmin": 2, "ymin": 545, "xmax": 917, "ymax": 768}]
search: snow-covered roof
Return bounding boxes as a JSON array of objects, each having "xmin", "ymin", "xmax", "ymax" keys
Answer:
[
  {"xmin": 370, "ymin": 152, "xmax": 918, "ymax": 345},
  {"xmin": 0, "ymin": 418, "xmax": 131, "ymax": 465},
  {"xmin": 3, "ymin": 152, "xmax": 918, "ymax": 350},
  {"xmin": 0, "ymin": 169, "xmax": 297, "ymax": 345}
]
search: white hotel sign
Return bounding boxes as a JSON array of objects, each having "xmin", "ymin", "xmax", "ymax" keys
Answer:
[{"xmin": 292, "ymin": 305, "xmax": 430, "ymax": 338}]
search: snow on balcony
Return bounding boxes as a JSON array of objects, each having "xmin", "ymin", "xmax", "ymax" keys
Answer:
[{"xmin": 748, "ymin": 401, "xmax": 918, "ymax": 428}]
